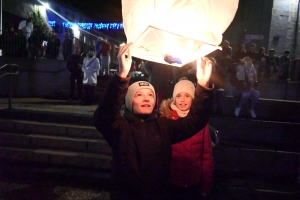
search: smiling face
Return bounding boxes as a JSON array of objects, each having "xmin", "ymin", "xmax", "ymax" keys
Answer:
[
  {"xmin": 132, "ymin": 89, "xmax": 155, "ymax": 114},
  {"xmin": 175, "ymin": 92, "xmax": 193, "ymax": 111}
]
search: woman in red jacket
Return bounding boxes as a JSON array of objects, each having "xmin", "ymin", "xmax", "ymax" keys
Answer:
[{"xmin": 160, "ymin": 77, "xmax": 214, "ymax": 199}]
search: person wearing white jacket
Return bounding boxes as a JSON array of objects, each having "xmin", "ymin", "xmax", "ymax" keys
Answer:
[{"xmin": 82, "ymin": 48, "xmax": 101, "ymax": 105}]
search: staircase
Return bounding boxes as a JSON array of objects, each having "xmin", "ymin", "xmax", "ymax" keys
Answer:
[
  {"xmin": 208, "ymin": 96, "xmax": 300, "ymax": 199},
  {"xmin": 0, "ymin": 107, "xmax": 113, "ymax": 186}
]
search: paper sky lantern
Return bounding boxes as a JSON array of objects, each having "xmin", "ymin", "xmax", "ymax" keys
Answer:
[{"xmin": 122, "ymin": 0, "xmax": 239, "ymax": 67}]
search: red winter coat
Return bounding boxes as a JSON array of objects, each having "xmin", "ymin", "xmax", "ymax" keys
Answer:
[{"xmin": 159, "ymin": 99, "xmax": 214, "ymax": 194}]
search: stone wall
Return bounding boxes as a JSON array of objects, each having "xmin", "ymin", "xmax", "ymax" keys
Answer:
[
  {"xmin": 269, "ymin": 0, "xmax": 300, "ymax": 58},
  {"xmin": 0, "ymin": 57, "xmax": 69, "ymax": 98}
]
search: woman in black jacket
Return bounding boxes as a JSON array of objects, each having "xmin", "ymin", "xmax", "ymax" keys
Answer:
[{"xmin": 93, "ymin": 43, "xmax": 213, "ymax": 199}]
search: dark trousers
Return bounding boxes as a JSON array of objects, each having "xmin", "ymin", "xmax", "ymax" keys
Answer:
[
  {"xmin": 212, "ymin": 88, "xmax": 225, "ymax": 114},
  {"xmin": 84, "ymin": 85, "xmax": 95, "ymax": 105},
  {"xmin": 69, "ymin": 73, "xmax": 83, "ymax": 100}
]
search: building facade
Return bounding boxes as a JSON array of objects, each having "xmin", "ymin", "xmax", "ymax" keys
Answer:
[{"xmin": 223, "ymin": 0, "xmax": 300, "ymax": 59}]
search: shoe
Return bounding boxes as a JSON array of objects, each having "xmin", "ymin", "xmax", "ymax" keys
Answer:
[
  {"xmin": 234, "ymin": 107, "xmax": 241, "ymax": 117},
  {"xmin": 249, "ymin": 109, "xmax": 257, "ymax": 118}
]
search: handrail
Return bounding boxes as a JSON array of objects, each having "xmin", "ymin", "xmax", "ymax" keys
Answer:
[
  {"xmin": 21, "ymin": 68, "xmax": 67, "ymax": 74},
  {"xmin": 0, "ymin": 64, "xmax": 20, "ymax": 78},
  {"xmin": 0, "ymin": 64, "xmax": 20, "ymax": 109}
]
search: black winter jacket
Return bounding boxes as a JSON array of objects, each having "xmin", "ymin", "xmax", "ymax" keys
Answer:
[{"xmin": 93, "ymin": 74, "xmax": 212, "ymax": 200}]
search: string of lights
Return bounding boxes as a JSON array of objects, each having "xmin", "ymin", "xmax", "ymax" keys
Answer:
[{"xmin": 48, "ymin": 21, "xmax": 124, "ymax": 30}]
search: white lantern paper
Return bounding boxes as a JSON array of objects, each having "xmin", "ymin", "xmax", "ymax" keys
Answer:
[{"xmin": 122, "ymin": 0, "xmax": 239, "ymax": 67}]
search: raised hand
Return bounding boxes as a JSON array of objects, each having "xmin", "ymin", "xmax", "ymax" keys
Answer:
[
  {"xmin": 117, "ymin": 43, "xmax": 132, "ymax": 78},
  {"xmin": 196, "ymin": 57, "xmax": 212, "ymax": 87}
]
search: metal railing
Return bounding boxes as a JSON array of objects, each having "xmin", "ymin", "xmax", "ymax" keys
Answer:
[{"xmin": 0, "ymin": 64, "xmax": 20, "ymax": 109}]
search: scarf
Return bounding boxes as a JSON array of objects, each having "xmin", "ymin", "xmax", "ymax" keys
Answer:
[{"xmin": 170, "ymin": 102, "xmax": 190, "ymax": 117}]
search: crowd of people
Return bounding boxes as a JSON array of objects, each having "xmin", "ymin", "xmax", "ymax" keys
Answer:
[
  {"xmin": 127, "ymin": 40, "xmax": 296, "ymax": 119},
  {"xmin": 214, "ymin": 40, "xmax": 294, "ymax": 81},
  {"xmin": 0, "ymin": 21, "xmax": 64, "ymax": 60},
  {"xmin": 66, "ymin": 39, "xmax": 113, "ymax": 105}
]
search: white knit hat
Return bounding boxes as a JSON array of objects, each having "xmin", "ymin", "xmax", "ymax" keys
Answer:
[
  {"xmin": 173, "ymin": 78, "xmax": 195, "ymax": 101},
  {"xmin": 125, "ymin": 81, "xmax": 156, "ymax": 112}
]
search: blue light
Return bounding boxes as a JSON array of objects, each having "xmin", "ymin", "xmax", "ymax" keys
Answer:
[
  {"xmin": 49, "ymin": 21, "xmax": 56, "ymax": 27},
  {"xmin": 52, "ymin": 21, "xmax": 124, "ymax": 30},
  {"xmin": 94, "ymin": 23, "xmax": 110, "ymax": 30}
]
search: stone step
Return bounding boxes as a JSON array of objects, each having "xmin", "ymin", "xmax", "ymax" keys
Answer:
[
  {"xmin": 0, "ymin": 146, "xmax": 112, "ymax": 171},
  {"xmin": 220, "ymin": 96, "xmax": 300, "ymax": 123},
  {"xmin": 211, "ymin": 177, "xmax": 299, "ymax": 200},
  {"xmin": 0, "ymin": 131, "xmax": 111, "ymax": 155},
  {"xmin": 209, "ymin": 115, "xmax": 300, "ymax": 152},
  {"xmin": 213, "ymin": 145, "xmax": 300, "ymax": 183},
  {"xmin": 0, "ymin": 119, "xmax": 100, "ymax": 139},
  {"xmin": 0, "ymin": 109, "xmax": 94, "ymax": 126}
]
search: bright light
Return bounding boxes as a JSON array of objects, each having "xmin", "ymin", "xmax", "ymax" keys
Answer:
[
  {"xmin": 72, "ymin": 24, "xmax": 80, "ymax": 38},
  {"xmin": 41, "ymin": 2, "xmax": 50, "ymax": 9}
]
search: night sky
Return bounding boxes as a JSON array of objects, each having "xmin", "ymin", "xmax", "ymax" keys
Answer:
[{"xmin": 52, "ymin": 0, "xmax": 122, "ymax": 22}]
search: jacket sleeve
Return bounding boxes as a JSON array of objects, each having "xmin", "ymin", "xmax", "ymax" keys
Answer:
[
  {"xmin": 200, "ymin": 125, "xmax": 214, "ymax": 194},
  {"xmin": 93, "ymin": 74, "xmax": 130, "ymax": 146},
  {"xmin": 92, "ymin": 58, "xmax": 101, "ymax": 72},
  {"xmin": 165, "ymin": 84, "xmax": 213, "ymax": 144}
]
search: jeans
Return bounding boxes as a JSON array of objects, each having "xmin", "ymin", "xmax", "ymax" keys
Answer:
[{"xmin": 233, "ymin": 89, "xmax": 260, "ymax": 110}]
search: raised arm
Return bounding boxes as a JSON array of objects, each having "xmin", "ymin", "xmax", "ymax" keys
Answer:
[
  {"xmin": 93, "ymin": 43, "xmax": 132, "ymax": 145},
  {"xmin": 117, "ymin": 43, "xmax": 132, "ymax": 78},
  {"xmin": 196, "ymin": 57, "xmax": 212, "ymax": 88}
]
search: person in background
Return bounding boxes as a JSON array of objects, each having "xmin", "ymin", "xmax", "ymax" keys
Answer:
[
  {"xmin": 217, "ymin": 40, "xmax": 233, "ymax": 72},
  {"xmin": 159, "ymin": 77, "xmax": 214, "ymax": 200},
  {"xmin": 266, "ymin": 49, "xmax": 278, "ymax": 79},
  {"xmin": 95, "ymin": 37, "xmax": 103, "ymax": 59},
  {"xmin": 62, "ymin": 33, "xmax": 73, "ymax": 60},
  {"xmin": 246, "ymin": 43, "xmax": 258, "ymax": 74},
  {"xmin": 233, "ymin": 44, "xmax": 247, "ymax": 63},
  {"xmin": 28, "ymin": 25, "xmax": 44, "ymax": 60},
  {"xmin": 82, "ymin": 47, "xmax": 100, "ymax": 105},
  {"xmin": 99, "ymin": 41, "xmax": 111, "ymax": 76},
  {"xmin": 46, "ymin": 31, "xmax": 60, "ymax": 59},
  {"xmin": 256, "ymin": 47, "xmax": 268, "ymax": 78},
  {"xmin": 210, "ymin": 57, "xmax": 226, "ymax": 115},
  {"xmin": 278, "ymin": 50, "xmax": 291, "ymax": 80},
  {"xmin": 230, "ymin": 56, "xmax": 260, "ymax": 118},
  {"xmin": 93, "ymin": 43, "xmax": 213, "ymax": 199},
  {"xmin": 66, "ymin": 45, "xmax": 83, "ymax": 104},
  {"xmin": 143, "ymin": 60, "xmax": 174, "ymax": 112}
]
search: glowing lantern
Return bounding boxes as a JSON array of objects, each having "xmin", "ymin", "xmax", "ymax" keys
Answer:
[{"xmin": 122, "ymin": 0, "xmax": 239, "ymax": 67}]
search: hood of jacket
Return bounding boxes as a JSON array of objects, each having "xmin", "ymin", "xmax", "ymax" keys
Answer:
[{"xmin": 159, "ymin": 98, "xmax": 177, "ymax": 119}]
